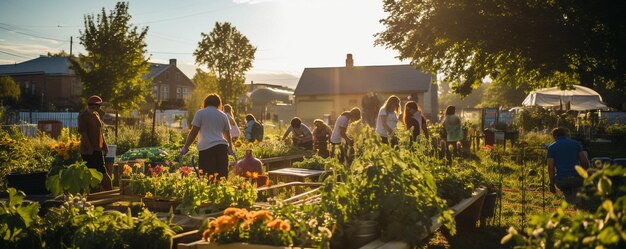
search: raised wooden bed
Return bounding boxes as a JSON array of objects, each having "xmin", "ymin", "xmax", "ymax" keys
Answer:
[
  {"xmin": 267, "ymin": 168, "xmax": 327, "ymax": 183},
  {"xmin": 177, "ymin": 242, "xmax": 309, "ymax": 249},
  {"xmin": 360, "ymin": 187, "xmax": 488, "ymax": 249},
  {"xmin": 260, "ymin": 154, "xmax": 305, "ymax": 170}
]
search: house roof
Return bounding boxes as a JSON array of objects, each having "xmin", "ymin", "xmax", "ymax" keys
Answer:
[
  {"xmin": 294, "ymin": 64, "xmax": 432, "ymax": 95},
  {"xmin": 0, "ymin": 56, "xmax": 74, "ymax": 76},
  {"xmin": 143, "ymin": 63, "xmax": 171, "ymax": 80}
]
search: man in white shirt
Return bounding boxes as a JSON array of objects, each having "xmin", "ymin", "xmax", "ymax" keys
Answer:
[{"xmin": 181, "ymin": 94, "xmax": 233, "ymax": 178}]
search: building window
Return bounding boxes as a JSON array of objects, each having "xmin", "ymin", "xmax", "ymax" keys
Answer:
[
  {"xmin": 160, "ymin": 84, "xmax": 169, "ymax": 101},
  {"xmin": 176, "ymin": 87, "xmax": 182, "ymax": 99},
  {"xmin": 153, "ymin": 85, "xmax": 159, "ymax": 99},
  {"xmin": 182, "ymin": 87, "xmax": 190, "ymax": 99}
]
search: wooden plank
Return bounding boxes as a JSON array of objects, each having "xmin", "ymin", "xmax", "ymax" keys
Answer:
[
  {"xmin": 375, "ymin": 241, "xmax": 410, "ymax": 249},
  {"xmin": 268, "ymin": 168, "xmax": 326, "ymax": 177},
  {"xmin": 360, "ymin": 240, "xmax": 386, "ymax": 249}
]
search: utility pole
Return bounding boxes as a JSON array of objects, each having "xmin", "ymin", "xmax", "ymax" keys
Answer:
[{"xmin": 69, "ymin": 36, "xmax": 73, "ymax": 57}]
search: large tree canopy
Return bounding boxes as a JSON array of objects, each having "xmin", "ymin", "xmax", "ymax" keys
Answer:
[
  {"xmin": 376, "ymin": 0, "xmax": 626, "ymax": 102},
  {"xmin": 71, "ymin": 2, "xmax": 150, "ymax": 111},
  {"xmin": 194, "ymin": 22, "xmax": 256, "ymax": 111}
]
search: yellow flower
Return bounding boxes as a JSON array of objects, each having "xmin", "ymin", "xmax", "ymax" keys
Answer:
[
  {"xmin": 252, "ymin": 172, "xmax": 259, "ymax": 179},
  {"xmin": 123, "ymin": 164, "xmax": 132, "ymax": 175},
  {"xmin": 133, "ymin": 163, "xmax": 142, "ymax": 169},
  {"xmin": 145, "ymin": 192, "xmax": 154, "ymax": 198}
]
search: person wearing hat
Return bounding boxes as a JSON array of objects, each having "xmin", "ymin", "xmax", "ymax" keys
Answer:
[{"xmin": 77, "ymin": 95, "xmax": 112, "ymax": 190}]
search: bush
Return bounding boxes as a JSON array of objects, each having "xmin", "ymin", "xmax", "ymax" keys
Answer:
[
  {"xmin": 0, "ymin": 128, "xmax": 54, "ymax": 191},
  {"xmin": 513, "ymin": 108, "xmax": 576, "ymax": 132}
]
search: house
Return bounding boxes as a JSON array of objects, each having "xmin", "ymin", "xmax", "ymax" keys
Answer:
[
  {"xmin": 294, "ymin": 54, "xmax": 438, "ymax": 124},
  {"xmin": 0, "ymin": 55, "xmax": 82, "ymax": 111},
  {"xmin": 0, "ymin": 56, "xmax": 194, "ymax": 112},
  {"xmin": 143, "ymin": 59, "xmax": 195, "ymax": 111}
]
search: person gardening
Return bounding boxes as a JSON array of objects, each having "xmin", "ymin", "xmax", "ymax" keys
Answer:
[{"xmin": 77, "ymin": 95, "xmax": 112, "ymax": 190}]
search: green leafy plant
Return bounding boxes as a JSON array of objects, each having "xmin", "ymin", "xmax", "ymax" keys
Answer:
[
  {"xmin": 502, "ymin": 165, "xmax": 626, "ymax": 248},
  {"xmin": 0, "ymin": 128, "xmax": 53, "ymax": 190},
  {"xmin": 46, "ymin": 161, "xmax": 103, "ymax": 195},
  {"xmin": 292, "ymin": 155, "xmax": 338, "ymax": 171},
  {"xmin": 42, "ymin": 205, "xmax": 179, "ymax": 249},
  {"xmin": 127, "ymin": 168, "xmax": 257, "ymax": 215},
  {"xmin": 0, "ymin": 188, "xmax": 41, "ymax": 248}
]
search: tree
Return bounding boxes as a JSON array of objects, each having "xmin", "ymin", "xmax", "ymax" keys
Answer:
[
  {"xmin": 479, "ymin": 81, "xmax": 530, "ymax": 108},
  {"xmin": 47, "ymin": 50, "xmax": 70, "ymax": 57},
  {"xmin": 194, "ymin": 22, "xmax": 256, "ymax": 111},
  {"xmin": 376, "ymin": 0, "xmax": 626, "ymax": 102},
  {"xmin": 185, "ymin": 68, "xmax": 219, "ymax": 125},
  {"xmin": 71, "ymin": 2, "xmax": 150, "ymax": 111},
  {"xmin": 0, "ymin": 76, "xmax": 20, "ymax": 106}
]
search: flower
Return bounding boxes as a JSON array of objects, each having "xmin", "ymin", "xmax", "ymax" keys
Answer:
[
  {"xmin": 122, "ymin": 164, "xmax": 132, "ymax": 175},
  {"xmin": 252, "ymin": 172, "xmax": 259, "ymax": 179},
  {"xmin": 133, "ymin": 163, "xmax": 142, "ymax": 169},
  {"xmin": 179, "ymin": 166, "xmax": 193, "ymax": 176}
]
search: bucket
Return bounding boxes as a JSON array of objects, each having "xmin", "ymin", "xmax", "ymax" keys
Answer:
[
  {"xmin": 348, "ymin": 220, "xmax": 379, "ymax": 249},
  {"xmin": 107, "ymin": 144, "xmax": 117, "ymax": 158}
]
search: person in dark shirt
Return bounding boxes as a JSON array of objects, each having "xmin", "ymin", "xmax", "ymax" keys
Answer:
[
  {"xmin": 547, "ymin": 127, "xmax": 589, "ymax": 206},
  {"xmin": 402, "ymin": 101, "xmax": 429, "ymax": 146},
  {"xmin": 77, "ymin": 95, "xmax": 111, "ymax": 190}
]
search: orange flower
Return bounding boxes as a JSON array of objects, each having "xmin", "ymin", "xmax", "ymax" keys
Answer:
[
  {"xmin": 246, "ymin": 171, "xmax": 252, "ymax": 178},
  {"xmin": 224, "ymin": 207, "xmax": 243, "ymax": 216},
  {"xmin": 198, "ymin": 169, "xmax": 204, "ymax": 175},
  {"xmin": 280, "ymin": 222, "xmax": 291, "ymax": 231},
  {"xmin": 234, "ymin": 140, "xmax": 242, "ymax": 148},
  {"xmin": 251, "ymin": 210, "xmax": 273, "ymax": 222},
  {"xmin": 123, "ymin": 164, "xmax": 132, "ymax": 175},
  {"xmin": 241, "ymin": 221, "xmax": 251, "ymax": 230},
  {"xmin": 265, "ymin": 179, "xmax": 271, "ymax": 187}
]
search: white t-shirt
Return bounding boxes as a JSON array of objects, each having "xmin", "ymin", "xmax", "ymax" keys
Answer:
[
  {"xmin": 330, "ymin": 115, "xmax": 349, "ymax": 144},
  {"xmin": 375, "ymin": 108, "xmax": 398, "ymax": 137},
  {"xmin": 229, "ymin": 116, "xmax": 241, "ymax": 138},
  {"xmin": 191, "ymin": 106, "xmax": 230, "ymax": 151}
]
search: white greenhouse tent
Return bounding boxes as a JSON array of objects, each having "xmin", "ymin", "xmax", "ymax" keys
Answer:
[{"xmin": 522, "ymin": 85, "xmax": 607, "ymax": 111}]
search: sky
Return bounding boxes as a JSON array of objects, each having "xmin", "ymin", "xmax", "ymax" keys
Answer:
[{"xmin": 0, "ymin": 0, "xmax": 403, "ymax": 88}]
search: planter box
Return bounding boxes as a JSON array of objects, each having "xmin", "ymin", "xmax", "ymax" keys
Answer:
[
  {"xmin": 177, "ymin": 241, "xmax": 310, "ymax": 249},
  {"xmin": 360, "ymin": 187, "xmax": 488, "ymax": 248},
  {"xmin": 267, "ymin": 168, "xmax": 327, "ymax": 183},
  {"xmin": 6, "ymin": 171, "xmax": 50, "ymax": 195},
  {"xmin": 260, "ymin": 154, "xmax": 305, "ymax": 170}
]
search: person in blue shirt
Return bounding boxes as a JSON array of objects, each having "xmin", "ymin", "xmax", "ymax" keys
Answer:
[{"xmin": 547, "ymin": 127, "xmax": 589, "ymax": 206}]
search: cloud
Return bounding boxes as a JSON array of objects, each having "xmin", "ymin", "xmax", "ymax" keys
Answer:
[
  {"xmin": 0, "ymin": 42, "xmax": 59, "ymax": 57},
  {"xmin": 232, "ymin": 0, "xmax": 282, "ymax": 4}
]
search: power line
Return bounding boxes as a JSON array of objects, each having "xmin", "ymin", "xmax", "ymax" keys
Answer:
[
  {"xmin": 0, "ymin": 24, "xmax": 66, "ymax": 42},
  {"xmin": 0, "ymin": 50, "xmax": 32, "ymax": 59}
]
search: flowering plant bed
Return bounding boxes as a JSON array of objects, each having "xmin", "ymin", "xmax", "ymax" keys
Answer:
[{"xmin": 118, "ymin": 165, "xmax": 257, "ymax": 214}]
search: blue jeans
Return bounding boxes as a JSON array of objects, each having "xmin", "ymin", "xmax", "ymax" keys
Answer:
[{"xmin": 555, "ymin": 176, "xmax": 584, "ymax": 205}]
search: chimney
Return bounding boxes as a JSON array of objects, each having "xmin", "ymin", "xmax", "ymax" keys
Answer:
[
  {"xmin": 169, "ymin": 59, "xmax": 177, "ymax": 66},
  {"xmin": 345, "ymin": 54, "xmax": 353, "ymax": 67}
]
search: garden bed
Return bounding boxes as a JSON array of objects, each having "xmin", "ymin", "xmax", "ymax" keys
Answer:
[
  {"xmin": 260, "ymin": 154, "xmax": 305, "ymax": 170},
  {"xmin": 360, "ymin": 187, "xmax": 488, "ymax": 249}
]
